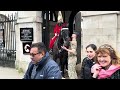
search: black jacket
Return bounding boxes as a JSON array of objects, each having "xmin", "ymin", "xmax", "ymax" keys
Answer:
[
  {"xmin": 80, "ymin": 57, "xmax": 95, "ymax": 79},
  {"xmin": 107, "ymin": 69, "xmax": 120, "ymax": 79}
]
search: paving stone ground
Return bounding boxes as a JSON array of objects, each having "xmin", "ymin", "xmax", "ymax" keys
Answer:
[
  {"xmin": 0, "ymin": 66, "xmax": 24, "ymax": 79},
  {"xmin": 0, "ymin": 60, "xmax": 81, "ymax": 79}
]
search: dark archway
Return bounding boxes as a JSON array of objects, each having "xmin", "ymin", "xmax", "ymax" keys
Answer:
[
  {"xmin": 41, "ymin": 11, "xmax": 82, "ymax": 78},
  {"xmin": 68, "ymin": 11, "xmax": 80, "ymax": 37},
  {"xmin": 68, "ymin": 11, "xmax": 82, "ymax": 79},
  {"xmin": 68, "ymin": 11, "xmax": 81, "ymax": 64},
  {"xmin": 42, "ymin": 11, "xmax": 81, "ymax": 64}
]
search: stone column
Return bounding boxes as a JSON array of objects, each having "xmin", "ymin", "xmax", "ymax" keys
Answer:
[{"xmin": 15, "ymin": 11, "xmax": 42, "ymax": 72}]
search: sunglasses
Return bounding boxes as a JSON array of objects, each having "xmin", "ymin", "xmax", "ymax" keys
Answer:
[{"xmin": 29, "ymin": 53, "xmax": 40, "ymax": 57}]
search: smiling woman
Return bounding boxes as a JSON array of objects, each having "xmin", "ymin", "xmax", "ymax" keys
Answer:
[
  {"xmin": 91, "ymin": 44, "xmax": 120, "ymax": 79},
  {"xmin": 80, "ymin": 44, "xmax": 97, "ymax": 79}
]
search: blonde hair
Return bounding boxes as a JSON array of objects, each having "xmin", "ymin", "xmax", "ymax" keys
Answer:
[{"xmin": 95, "ymin": 44, "xmax": 120, "ymax": 65}]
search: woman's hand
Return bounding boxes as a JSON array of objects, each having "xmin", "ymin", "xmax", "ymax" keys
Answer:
[
  {"xmin": 55, "ymin": 33, "xmax": 59, "ymax": 36},
  {"xmin": 61, "ymin": 46, "xmax": 67, "ymax": 50},
  {"xmin": 91, "ymin": 64, "xmax": 102, "ymax": 78}
]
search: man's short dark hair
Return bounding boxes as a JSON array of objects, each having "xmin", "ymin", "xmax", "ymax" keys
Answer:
[{"xmin": 31, "ymin": 42, "xmax": 47, "ymax": 53}]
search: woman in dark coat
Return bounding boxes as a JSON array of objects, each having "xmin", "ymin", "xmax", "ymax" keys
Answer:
[{"xmin": 80, "ymin": 44, "xmax": 97, "ymax": 79}]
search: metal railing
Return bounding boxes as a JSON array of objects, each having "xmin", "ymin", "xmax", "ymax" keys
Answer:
[{"xmin": 0, "ymin": 13, "xmax": 17, "ymax": 68}]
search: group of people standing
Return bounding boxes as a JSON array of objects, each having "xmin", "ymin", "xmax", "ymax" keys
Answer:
[
  {"xmin": 23, "ymin": 20, "xmax": 120, "ymax": 79},
  {"xmin": 80, "ymin": 43, "xmax": 120, "ymax": 79},
  {"xmin": 23, "ymin": 11, "xmax": 79, "ymax": 79},
  {"xmin": 23, "ymin": 10, "xmax": 120, "ymax": 79},
  {"xmin": 23, "ymin": 32, "xmax": 78, "ymax": 79},
  {"xmin": 23, "ymin": 34, "xmax": 120, "ymax": 79}
]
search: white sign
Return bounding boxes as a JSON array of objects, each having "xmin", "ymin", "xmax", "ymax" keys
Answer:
[{"xmin": 24, "ymin": 44, "xmax": 30, "ymax": 52}]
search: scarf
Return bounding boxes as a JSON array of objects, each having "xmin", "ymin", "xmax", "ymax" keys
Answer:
[{"xmin": 98, "ymin": 65, "xmax": 120, "ymax": 79}]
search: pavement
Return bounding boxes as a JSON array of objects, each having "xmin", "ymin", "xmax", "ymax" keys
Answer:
[
  {"xmin": 0, "ymin": 63, "xmax": 81, "ymax": 79},
  {"xmin": 0, "ymin": 66, "xmax": 24, "ymax": 79}
]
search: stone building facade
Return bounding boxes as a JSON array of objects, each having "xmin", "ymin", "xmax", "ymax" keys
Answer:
[
  {"xmin": 81, "ymin": 11, "xmax": 120, "ymax": 61},
  {"xmin": 0, "ymin": 11, "xmax": 120, "ymax": 73}
]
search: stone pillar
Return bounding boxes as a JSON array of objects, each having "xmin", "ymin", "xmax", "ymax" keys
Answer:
[
  {"xmin": 15, "ymin": 11, "xmax": 42, "ymax": 72},
  {"xmin": 116, "ymin": 14, "xmax": 120, "ymax": 54}
]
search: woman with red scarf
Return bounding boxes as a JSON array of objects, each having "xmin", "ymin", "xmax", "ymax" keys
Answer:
[{"xmin": 91, "ymin": 44, "xmax": 120, "ymax": 79}]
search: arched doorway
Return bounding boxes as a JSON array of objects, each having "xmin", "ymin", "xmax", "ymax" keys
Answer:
[
  {"xmin": 68, "ymin": 11, "xmax": 81, "ymax": 64},
  {"xmin": 42, "ymin": 11, "xmax": 82, "ymax": 78},
  {"xmin": 42, "ymin": 11, "xmax": 82, "ymax": 63}
]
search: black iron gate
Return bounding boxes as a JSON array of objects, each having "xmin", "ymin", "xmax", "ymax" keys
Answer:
[{"xmin": 0, "ymin": 13, "xmax": 17, "ymax": 68}]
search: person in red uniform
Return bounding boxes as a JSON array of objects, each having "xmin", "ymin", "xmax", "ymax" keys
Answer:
[
  {"xmin": 49, "ymin": 22, "xmax": 66, "ymax": 49},
  {"xmin": 49, "ymin": 11, "xmax": 66, "ymax": 50}
]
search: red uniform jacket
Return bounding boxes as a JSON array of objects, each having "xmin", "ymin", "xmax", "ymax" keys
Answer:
[{"xmin": 49, "ymin": 23, "xmax": 67, "ymax": 49}]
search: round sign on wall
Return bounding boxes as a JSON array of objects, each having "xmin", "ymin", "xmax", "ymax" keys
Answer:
[{"xmin": 23, "ymin": 42, "xmax": 32, "ymax": 54}]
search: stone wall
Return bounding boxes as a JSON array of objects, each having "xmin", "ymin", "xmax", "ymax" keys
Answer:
[
  {"xmin": 81, "ymin": 11, "xmax": 119, "ymax": 61},
  {"xmin": 15, "ymin": 11, "xmax": 42, "ymax": 72}
]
